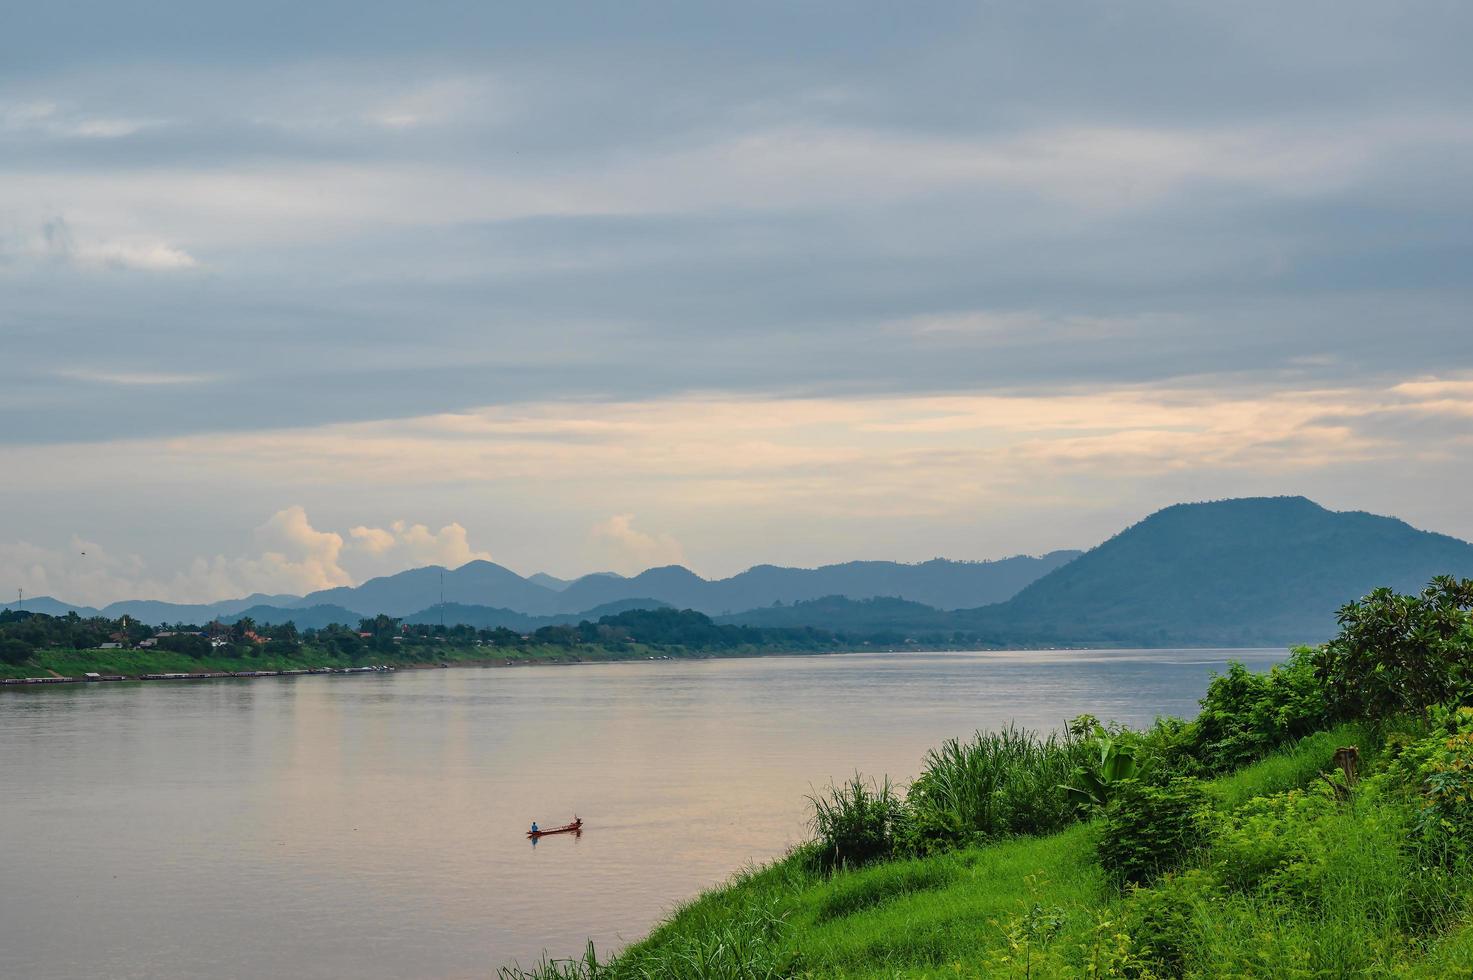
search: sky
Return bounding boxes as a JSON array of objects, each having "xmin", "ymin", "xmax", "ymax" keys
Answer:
[{"xmin": 2, "ymin": 1, "xmax": 1471, "ymax": 606}]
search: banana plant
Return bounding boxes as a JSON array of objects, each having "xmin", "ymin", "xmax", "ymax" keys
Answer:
[{"xmin": 1061, "ymin": 731, "xmax": 1138, "ymax": 812}]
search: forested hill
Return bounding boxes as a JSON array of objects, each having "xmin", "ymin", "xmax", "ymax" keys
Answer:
[
  {"xmin": 730, "ymin": 498, "xmax": 1473, "ymax": 647},
  {"xmin": 968, "ymin": 496, "xmax": 1473, "ymax": 645}
]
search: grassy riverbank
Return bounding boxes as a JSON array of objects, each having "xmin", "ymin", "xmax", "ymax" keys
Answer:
[{"xmin": 502, "ymin": 578, "xmax": 1473, "ymax": 978}]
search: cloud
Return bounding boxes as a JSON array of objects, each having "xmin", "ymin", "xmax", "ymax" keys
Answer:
[
  {"xmin": 20, "ymin": 216, "xmax": 198, "ymax": 272},
  {"xmin": 0, "ymin": 99, "xmax": 160, "ymax": 139},
  {"xmin": 0, "ymin": 507, "xmax": 497, "ymax": 606},
  {"xmin": 347, "ymin": 519, "xmax": 492, "ymax": 575},
  {"xmin": 590, "ymin": 514, "xmax": 685, "ymax": 573},
  {"xmin": 55, "ymin": 368, "xmax": 217, "ymax": 386}
]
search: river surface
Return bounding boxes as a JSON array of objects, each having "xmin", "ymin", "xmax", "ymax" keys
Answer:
[{"xmin": 1, "ymin": 648, "xmax": 1285, "ymax": 979}]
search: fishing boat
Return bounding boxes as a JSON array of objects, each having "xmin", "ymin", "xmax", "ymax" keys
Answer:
[{"xmin": 527, "ymin": 817, "xmax": 583, "ymax": 838}]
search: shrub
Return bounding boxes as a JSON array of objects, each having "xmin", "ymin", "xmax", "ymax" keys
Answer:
[
  {"xmin": 1190, "ymin": 648, "xmax": 1329, "ymax": 773},
  {"xmin": 1403, "ymin": 706, "xmax": 1473, "ymax": 865},
  {"xmin": 1099, "ymin": 777, "xmax": 1206, "ymax": 887},
  {"xmin": 808, "ymin": 775, "xmax": 907, "ymax": 870},
  {"xmin": 1210, "ymin": 787, "xmax": 1337, "ymax": 899},
  {"xmin": 1120, "ymin": 868, "xmax": 1220, "ymax": 978},
  {"xmin": 1132, "ymin": 716, "xmax": 1202, "ymax": 780},
  {"xmin": 1313, "ymin": 576, "xmax": 1473, "ymax": 722}
]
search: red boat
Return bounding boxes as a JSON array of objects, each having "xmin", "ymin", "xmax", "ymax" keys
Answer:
[{"xmin": 527, "ymin": 818, "xmax": 582, "ymax": 838}]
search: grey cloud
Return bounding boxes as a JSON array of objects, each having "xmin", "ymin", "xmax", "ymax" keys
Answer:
[{"xmin": 2, "ymin": 0, "xmax": 1472, "ymax": 574}]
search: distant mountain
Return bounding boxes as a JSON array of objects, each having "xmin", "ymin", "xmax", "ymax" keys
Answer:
[
  {"xmin": 965, "ymin": 496, "xmax": 1473, "ymax": 646},
  {"xmin": 552, "ymin": 554, "xmax": 1080, "ymax": 615},
  {"xmin": 7, "ymin": 596, "xmax": 101, "ymax": 618},
  {"xmin": 722, "ymin": 596, "xmax": 953, "ymax": 632},
  {"xmin": 18, "ymin": 551, "xmax": 1069, "ymax": 629},
  {"xmin": 225, "ymin": 604, "xmax": 367, "ymax": 631},
  {"xmin": 100, "ymin": 600, "xmax": 226, "ymax": 624},
  {"xmin": 401, "ymin": 597, "xmax": 673, "ymax": 631},
  {"xmin": 293, "ymin": 560, "xmax": 559, "ymax": 617},
  {"xmin": 250, "ymin": 553, "xmax": 1076, "ymax": 619}
]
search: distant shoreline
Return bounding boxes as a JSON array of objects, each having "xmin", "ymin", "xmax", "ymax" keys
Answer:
[{"xmin": 0, "ymin": 642, "xmax": 1288, "ymax": 688}]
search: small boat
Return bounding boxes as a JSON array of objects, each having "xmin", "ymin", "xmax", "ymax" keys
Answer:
[{"xmin": 527, "ymin": 818, "xmax": 583, "ymax": 838}]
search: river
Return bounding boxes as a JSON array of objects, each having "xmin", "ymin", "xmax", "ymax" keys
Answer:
[{"xmin": 0, "ymin": 648, "xmax": 1285, "ymax": 979}]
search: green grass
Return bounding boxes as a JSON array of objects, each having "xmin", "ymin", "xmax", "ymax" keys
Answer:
[{"xmin": 1204, "ymin": 721, "xmax": 1378, "ymax": 809}]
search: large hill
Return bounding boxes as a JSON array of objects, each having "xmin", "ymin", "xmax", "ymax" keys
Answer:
[{"xmin": 968, "ymin": 496, "xmax": 1473, "ymax": 646}]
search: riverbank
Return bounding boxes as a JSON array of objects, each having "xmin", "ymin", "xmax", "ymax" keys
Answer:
[
  {"xmin": 0, "ymin": 639, "xmax": 878, "ymax": 684},
  {"xmin": 519, "ymin": 720, "xmax": 1473, "ymax": 979},
  {"xmin": 499, "ymin": 583, "xmax": 1473, "ymax": 978}
]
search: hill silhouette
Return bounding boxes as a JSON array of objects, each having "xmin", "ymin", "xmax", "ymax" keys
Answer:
[{"xmin": 966, "ymin": 496, "xmax": 1473, "ymax": 645}]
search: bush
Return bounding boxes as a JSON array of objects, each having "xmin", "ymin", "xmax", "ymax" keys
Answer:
[
  {"xmin": 1401, "ymin": 706, "xmax": 1473, "ymax": 865},
  {"xmin": 1099, "ymin": 777, "xmax": 1206, "ymax": 887},
  {"xmin": 809, "ymin": 775, "xmax": 907, "ymax": 870},
  {"xmin": 1313, "ymin": 576, "xmax": 1473, "ymax": 722},
  {"xmin": 1210, "ymin": 787, "xmax": 1337, "ymax": 899},
  {"xmin": 1190, "ymin": 648, "xmax": 1329, "ymax": 773},
  {"xmin": 1120, "ymin": 868, "xmax": 1221, "ymax": 978}
]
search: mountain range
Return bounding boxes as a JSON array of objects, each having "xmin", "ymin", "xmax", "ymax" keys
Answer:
[
  {"xmin": 14, "ymin": 497, "xmax": 1473, "ymax": 647},
  {"xmin": 16, "ymin": 552, "xmax": 1078, "ymax": 624}
]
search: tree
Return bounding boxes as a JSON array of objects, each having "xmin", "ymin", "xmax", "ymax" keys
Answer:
[
  {"xmin": 0, "ymin": 637, "xmax": 31, "ymax": 665},
  {"xmin": 1313, "ymin": 576, "xmax": 1473, "ymax": 721}
]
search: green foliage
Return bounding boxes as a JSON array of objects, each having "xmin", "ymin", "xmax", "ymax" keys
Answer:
[
  {"xmin": 1206, "ymin": 723, "xmax": 1376, "ymax": 809},
  {"xmin": 808, "ymin": 775, "xmax": 907, "ymax": 870},
  {"xmin": 986, "ymin": 874, "xmax": 1068, "ymax": 978},
  {"xmin": 1210, "ymin": 786, "xmax": 1339, "ymax": 899},
  {"xmin": 1190, "ymin": 647, "xmax": 1330, "ymax": 772},
  {"xmin": 1119, "ymin": 869, "xmax": 1219, "ymax": 978},
  {"xmin": 1314, "ymin": 575, "xmax": 1473, "ymax": 721},
  {"xmin": 1098, "ymin": 777, "xmax": 1206, "ymax": 887},
  {"xmin": 906, "ymin": 725, "xmax": 1084, "ymax": 848},
  {"xmin": 0, "ymin": 636, "xmax": 31, "ymax": 665},
  {"xmin": 1062, "ymin": 721, "xmax": 1139, "ymax": 811},
  {"xmin": 1396, "ymin": 706, "xmax": 1473, "ymax": 864}
]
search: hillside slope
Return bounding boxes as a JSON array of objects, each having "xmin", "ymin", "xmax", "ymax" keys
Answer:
[{"xmin": 967, "ymin": 496, "xmax": 1473, "ymax": 646}]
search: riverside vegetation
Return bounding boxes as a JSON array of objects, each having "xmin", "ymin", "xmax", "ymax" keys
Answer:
[
  {"xmin": 0, "ymin": 607, "xmax": 854, "ymax": 679},
  {"xmin": 501, "ymin": 576, "xmax": 1473, "ymax": 978}
]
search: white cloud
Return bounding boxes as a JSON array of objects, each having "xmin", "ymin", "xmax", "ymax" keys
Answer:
[
  {"xmin": 590, "ymin": 514, "xmax": 685, "ymax": 573},
  {"xmin": 346, "ymin": 519, "xmax": 492, "ymax": 576},
  {"xmin": 73, "ymin": 240, "xmax": 198, "ymax": 271},
  {"xmin": 0, "ymin": 507, "xmax": 496, "ymax": 607}
]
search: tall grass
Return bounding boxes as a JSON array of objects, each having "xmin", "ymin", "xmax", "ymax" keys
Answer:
[
  {"xmin": 908, "ymin": 724, "xmax": 1085, "ymax": 841},
  {"xmin": 808, "ymin": 775, "xmax": 905, "ymax": 870}
]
